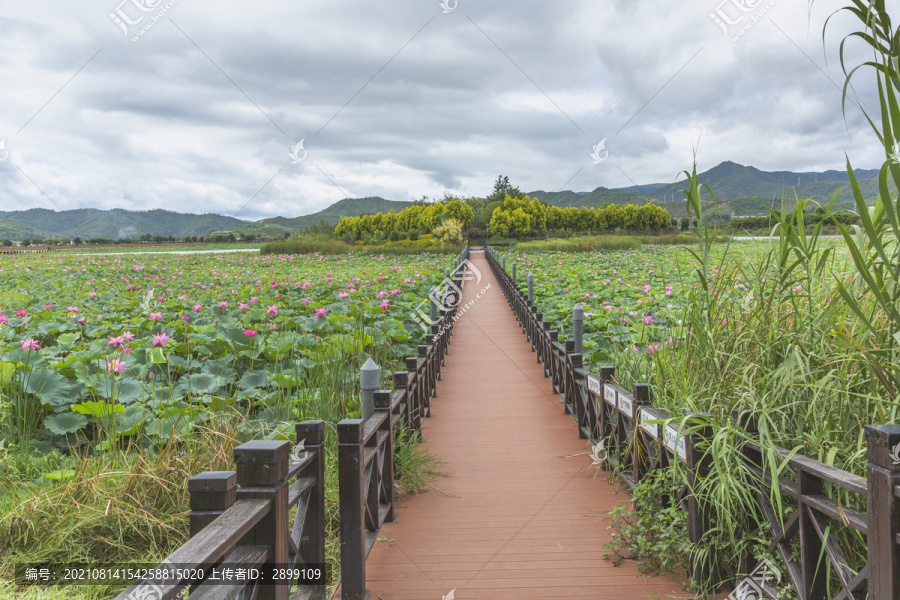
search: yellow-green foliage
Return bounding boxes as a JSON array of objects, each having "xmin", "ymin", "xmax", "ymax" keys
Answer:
[
  {"xmin": 489, "ymin": 194, "xmax": 673, "ymax": 238},
  {"xmin": 432, "ymin": 219, "xmax": 463, "ymax": 246},
  {"xmin": 334, "ymin": 199, "xmax": 474, "ymax": 240}
]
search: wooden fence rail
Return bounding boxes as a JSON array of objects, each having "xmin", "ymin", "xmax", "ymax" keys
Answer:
[
  {"xmin": 338, "ymin": 250, "xmax": 467, "ymax": 600},
  {"xmin": 485, "ymin": 245, "xmax": 900, "ymax": 600},
  {"xmin": 114, "ymin": 420, "xmax": 327, "ymax": 600},
  {"xmin": 115, "ymin": 246, "xmax": 470, "ymax": 600}
]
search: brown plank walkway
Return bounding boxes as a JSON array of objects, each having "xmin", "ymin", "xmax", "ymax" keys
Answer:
[{"xmin": 364, "ymin": 251, "xmax": 689, "ymax": 599}]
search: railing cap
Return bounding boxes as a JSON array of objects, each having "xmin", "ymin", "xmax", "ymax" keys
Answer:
[
  {"xmin": 865, "ymin": 424, "xmax": 900, "ymax": 471},
  {"xmin": 188, "ymin": 471, "xmax": 236, "ymax": 493},
  {"xmin": 296, "ymin": 420, "xmax": 325, "ymax": 444},
  {"xmin": 338, "ymin": 418, "xmax": 366, "ymax": 444},
  {"xmin": 234, "ymin": 440, "xmax": 290, "ymax": 463}
]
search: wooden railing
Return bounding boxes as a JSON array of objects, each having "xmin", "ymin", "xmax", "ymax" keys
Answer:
[
  {"xmin": 337, "ymin": 252, "xmax": 467, "ymax": 600},
  {"xmin": 115, "ymin": 420, "xmax": 327, "ymax": 600},
  {"xmin": 114, "ymin": 245, "xmax": 471, "ymax": 600},
  {"xmin": 485, "ymin": 245, "xmax": 900, "ymax": 600}
]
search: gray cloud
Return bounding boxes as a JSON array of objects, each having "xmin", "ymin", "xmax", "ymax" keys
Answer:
[{"xmin": 0, "ymin": 0, "xmax": 885, "ymax": 221}]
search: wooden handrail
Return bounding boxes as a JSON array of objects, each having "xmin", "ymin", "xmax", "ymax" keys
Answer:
[{"xmin": 484, "ymin": 245, "xmax": 900, "ymax": 600}]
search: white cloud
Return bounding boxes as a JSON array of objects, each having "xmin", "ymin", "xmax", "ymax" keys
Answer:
[{"xmin": 0, "ymin": 0, "xmax": 886, "ymax": 219}]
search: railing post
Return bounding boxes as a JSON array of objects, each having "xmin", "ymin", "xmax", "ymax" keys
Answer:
[
  {"xmin": 572, "ymin": 304, "xmax": 584, "ymax": 355},
  {"xmin": 512, "ymin": 261, "xmax": 516, "ymax": 284},
  {"xmin": 684, "ymin": 413, "xmax": 714, "ymax": 593},
  {"xmin": 234, "ymin": 440, "xmax": 291, "ymax": 600},
  {"xmin": 338, "ymin": 419, "xmax": 366, "ymax": 600},
  {"xmin": 631, "ymin": 384, "xmax": 651, "ymax": 485},
  {"xmin": 865, "ymin": 424, "xmax": 900, "ymax": 600},
  {"xmin": 502, "ymin": 256, "xmax": 506, "ymax": 270},
  {"xmin": 527, "ymin": 272, "xmax": 533, "ymax": 304},
  {"xmin": 597, "ymin": 366, "xmax": 615, "ymax": 449},
  {"xmin": 296, "ymin": 420, "xmax": 326, "ymax": 599},
  {"xmin": 188, "ymin": 471, "xmax": 236, "ymax": 537},
  {"xmin": 360, "ymin": 358, "xmax": 380, "ymax": 421},
  {"xmin": 429, "ymin": 287, "xmax": 438, "ymax": 323},
  {"xmin": 375, "ymin": 390, "xmax": 395, "ymax": 522},
  {"xmin": 394, "ymin": 371, "xmax": 411, "ymax": 431}
]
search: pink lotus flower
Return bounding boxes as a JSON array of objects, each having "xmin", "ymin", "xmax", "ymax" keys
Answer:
[
  {"xmin": 302, "ymin": 298, "xmax": 310, "ymax": 304},
  {"xmin": 243, "ymin": 329, "xmax": 258, "ymax": 337},
  {"xmin": 0, "ymin": 315, "xmax": 7, "ymax": 325},
  {"xmin": 123, "ymin": 331, "xmax": 135, "ymax": 342},
  {"xmin": 148, "ymin": 312, "xmax": 162, "ymax": 321},
  {"xmin": 665, "ymin": 286, "xmax": 673, "ymax": 296},
  {"xmin": 250, "ymin": 296, "xmax": 258, "ymax": 304},
  {"xmin": 192, "ymin": 304, "xmax": 202, "ymax": 312},
  {"xmin": 642, "ymin": 315, "xmax": 653, "ymax": 325},
  {"xmin": 108, "ymin": 336, "xmax": 123, "ymax": 347},
  {"xmin": 314, "ymin": 308, "xmax": 328, "ymax": 318},
  {"xmin": 88, "ymin": 292, "xmax": 97, "ymax": 299},
  {"xmin": 722, "ymin": 317, "xmax": 728, "ymax": 324},
  {"xmin": 646, "ymin": 344, "xmax": 659, "ymax": 355},
  {"xmin": 67, "ymin": 306, "xmax": 80, "ymax": 313},
  {"xmin": 339, "ymin": 293, "xmax": 349, "ymax": 299},
  {"xmin": 106, "ymin": 358, "xmax": 125, "ymax": 374},
  {"xmin": 390, "ymin": 288, "xmax": 401, "ymax": 296},
  {"xmin": 122, "ymin": 346, "xmax": 133, "ymax": 354},
  {"xmin": 15, "ymin": 310, "xmax": 27, "ymax": 317},
  {"xmin": 238, "ymin": 302, "xmax": 249, "ymax": 310},
  {"xmin": 151, "ymin": 332, "xmax": 171, "ymax": 346},
  {"xmin": 21, "ymin": 339, "xmax": 40, "ymax": 351},
  {"xmin": 376, "ymin": 291, "xmax": 387, "ymax": 299},
  {"xmin": 793, "ymin": 285, "xmax": 803, "ymax": 293},
  {"xmin": 217, "ymin": 301, "xmax": 228, "ymax": 309},
  {"xmin": 379, "ymin": 300, "xmax": 390, "ymax": 311},
  {"xmin": 180, "ymin": 315, "xmax": 189, "ymax": 321},
  {"xmin": 44, "ymin": 304, "xmax": 54, "ymax": 309},
  {"xmin": 78, "ymin": 317, "xmax": 86, "ymax": 323},
  {"xmin": 266, "ymin": 305, "xmax": 278, "ymax": 316}
]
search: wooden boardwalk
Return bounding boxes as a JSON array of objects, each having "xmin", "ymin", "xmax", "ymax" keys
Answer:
[{"xmin": 363, "ymin": 251, "xmax": 689, "ymax": 599}]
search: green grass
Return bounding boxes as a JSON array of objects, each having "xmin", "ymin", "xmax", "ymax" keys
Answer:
[
  {"xmin": 514, "ymin": 233, "xmax": 705, "ymax": 252},
  {"xmin": 260, "ymin": 238, "xmax": 464, "ymax": 256}
]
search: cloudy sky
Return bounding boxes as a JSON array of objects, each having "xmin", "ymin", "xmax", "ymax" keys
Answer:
[{"xmin": 0, "ymin": 0, "xmax": 885, "ymax": 220}]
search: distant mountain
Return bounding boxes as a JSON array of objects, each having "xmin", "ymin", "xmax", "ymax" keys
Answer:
[
  {"xmin": 0, "ymin": 208, "xmax": 246, "ymax": 241},
  {"xmin": 527, "ymin": 187, "xmax": 650, "ymax": 208},
  {"xmin": 235, "ymin": 197, "xmax": 414, "ymax": 237},
  {"xmin": 2, "ymin": 162, "xmax": 886, "ymax": 240}
]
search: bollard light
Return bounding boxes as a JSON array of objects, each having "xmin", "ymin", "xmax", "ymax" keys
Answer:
[
  {"xmin": 528, "ymin": 273, "xmax": 534, "ymax": 303},
  {"xmin": 360, "ymin": 358, "xmax": 380, "ymax": 420},
  {"xmin": 573, "ymin": 304, "xmax": 584, "ymax": 355}
]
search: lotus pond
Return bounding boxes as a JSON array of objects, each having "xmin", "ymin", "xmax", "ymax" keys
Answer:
[{"xmin": 0, "ymin": 250, "xmax": 451, "ymax": 452}]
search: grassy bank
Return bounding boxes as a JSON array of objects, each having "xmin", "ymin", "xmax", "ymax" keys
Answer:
[{"xmin": 508, "ymin": 232, "xmax": 722, "ymax": 252}]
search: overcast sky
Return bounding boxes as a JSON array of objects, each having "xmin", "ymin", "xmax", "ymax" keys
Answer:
[{"xmin": 0, "ymin": 0, "xmax": 886, "ymax": 220}]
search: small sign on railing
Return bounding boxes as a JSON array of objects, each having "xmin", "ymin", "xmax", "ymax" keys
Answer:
[
  {"xmin": 664, "ymin": 424, "xmax": 687, "ymax": 462},
  {"xmin": 640, "ymin": 408, "xmax": 658, "ymax": 439},
  {"xmin": 587, "ymin": 375, "xmax": 602, "ymax": 394},
  {"xmin": 604, "ymin": 384, "xmax": 616, "ymax": 406},
  {"xmin": 618, "ymin": 394, "xmax": 633, "ymax": 418}
]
